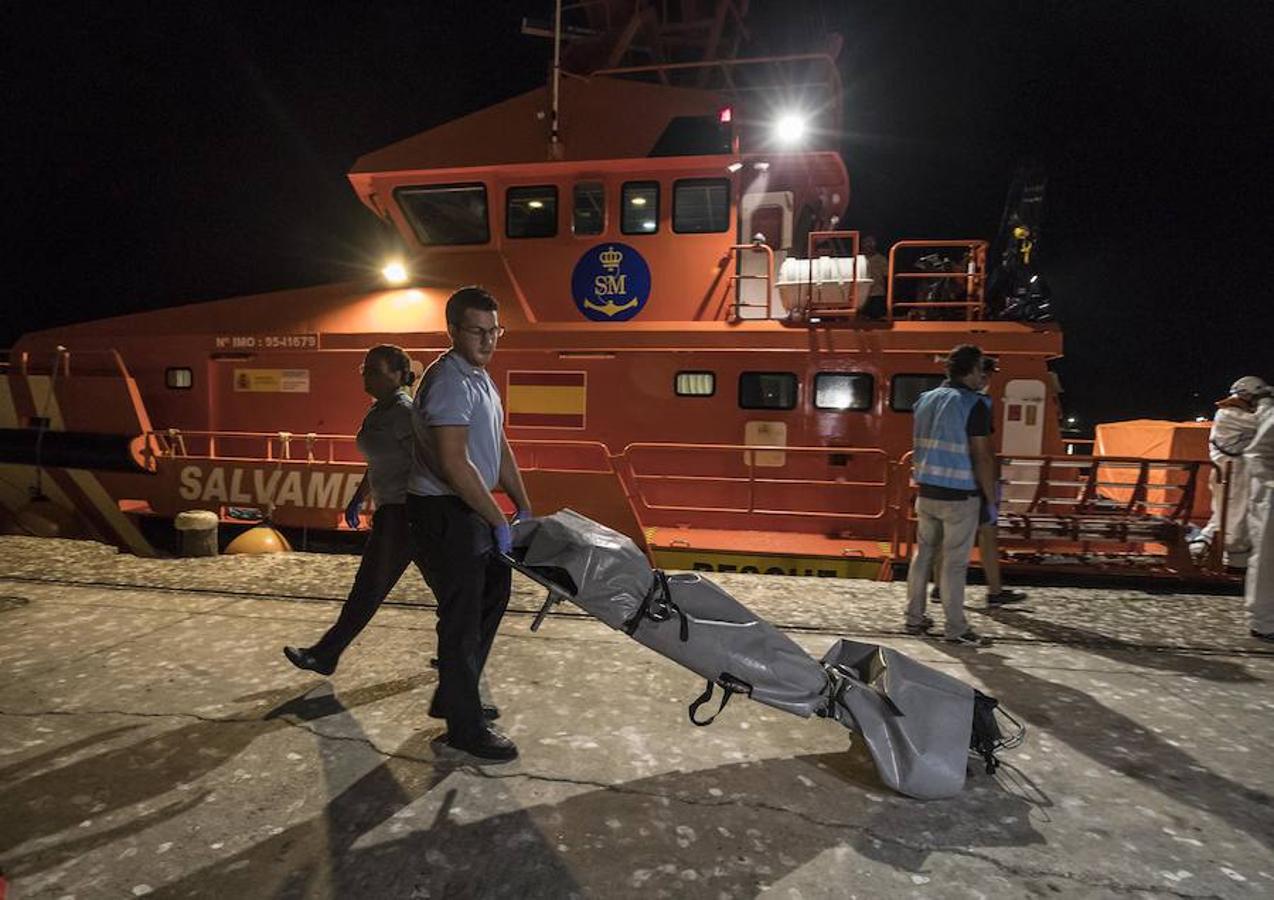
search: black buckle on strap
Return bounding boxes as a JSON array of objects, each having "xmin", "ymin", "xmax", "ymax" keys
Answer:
[{"xmin": 624, "ymin": 570, "xmax": 690, "ymax": 641}]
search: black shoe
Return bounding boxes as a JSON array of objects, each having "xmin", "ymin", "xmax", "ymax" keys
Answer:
[
  {"xmin": 283, "ymin": 646, "xmax": 336, "ymax": 676},
  {"xmin": 930, "ymin": 585, "xmax": 941, "ymax": 602},
  {"xmin": 443, "ymin": 727, "xmax": 518, "ymax": 762},
  {"xmin": 428, "ymin": 698, "xmax": 501, "ymax": 721},
  {"xmin": 1251, "ymin": 629, "xmax": 1274, "ymax": 643},
  {"xmin": 945, "ymin": 629, "xmax": 992, "ymax": 647},
  {"xmin": 987, "ymin": 588, "xmax": 1028, "ymax": 607},
  {"xmin": 904, "ymin": 615, "xmax": 935, "ymax": 636}
]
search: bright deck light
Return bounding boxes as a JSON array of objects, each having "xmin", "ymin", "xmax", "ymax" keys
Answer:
[
  {"xmin": 528, "ymin": 200, "xmax": 544, "ymax": 209},
  {"xmin": 629, "ymin": 196, "xmax": 647, "ymax": 207},
  {"xmin": 773, "ymin": 112, "xmax": 807, "ymax": 145},
  {"xmin": 381, "ymin": 260, "xmax": 409, "ymax": 285}
]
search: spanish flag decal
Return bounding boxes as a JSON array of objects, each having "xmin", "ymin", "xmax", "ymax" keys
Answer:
[{"xmin": 506, "ymin": 371, "xmax": 587, "ymax": 429}]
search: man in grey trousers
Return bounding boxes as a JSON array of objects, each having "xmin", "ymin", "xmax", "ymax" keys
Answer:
[{"xmin": 904, "ymin": 344, "xmax": 997, "ymax": 646}]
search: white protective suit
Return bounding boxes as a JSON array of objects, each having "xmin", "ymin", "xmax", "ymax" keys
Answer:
[
  {"xmin": 1197, "ymin": 404, "xmax": 1259, "ymax": 563},
  {"xmin": 1244, "ymin": 398, "xmax": 1274, "ymax": 635}
]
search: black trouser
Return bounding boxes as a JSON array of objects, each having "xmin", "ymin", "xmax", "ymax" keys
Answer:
[
  {"xmin": 311, "ymin": 504, "xmax": 425, "ymax": 663},
  {"xmin": 406, "ymin": 493, "xmax": 511, "ymax": 740}
]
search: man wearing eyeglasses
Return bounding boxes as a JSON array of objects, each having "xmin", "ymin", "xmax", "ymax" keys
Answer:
[{"xmin": 407, "ymin": 285, "xmax": 532, "ymax": 761}]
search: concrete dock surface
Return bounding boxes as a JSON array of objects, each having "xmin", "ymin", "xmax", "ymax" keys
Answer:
[{"xmin": 1, "ymin": 535, "xmax": 1272, "ymax": 899}]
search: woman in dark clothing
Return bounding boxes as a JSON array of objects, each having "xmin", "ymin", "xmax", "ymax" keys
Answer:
[{"xmin": 284, "ymin": 344, "xmax": 422, "ymax": 675}]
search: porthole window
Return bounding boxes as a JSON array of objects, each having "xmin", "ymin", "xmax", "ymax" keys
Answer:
[
  {"xmin": 166, "ymin": 367, "xmax": 194, "ymax": 390},
  {"xmin": 739, "ymin": 372, "xmax": 798, "ymax": 410},
  {"xmin": 890, "ymin": 374, "xmax": 945, "ymax": 412},
  {"xmin": 814, "ymin": 373, "xmax": 874, "ymax": 411},
  {"xmin": 675, "ymin": 372, "xmax": 715, "ymax": 397}
]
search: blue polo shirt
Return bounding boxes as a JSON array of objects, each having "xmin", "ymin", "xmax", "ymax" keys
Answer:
[{"xmin": 408, "ymin": 350, "xmax": 505, "ymax": 497}]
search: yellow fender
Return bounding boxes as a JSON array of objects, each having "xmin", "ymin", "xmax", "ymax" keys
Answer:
[{"xmin": 224, "ymin": 524, "xmax": 292, "ymax": 555}]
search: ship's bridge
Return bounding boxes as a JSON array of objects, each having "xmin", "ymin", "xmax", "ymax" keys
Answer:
[{"xmin": 347, "ymin": 72, "xmax": 871, "ymax": 326}]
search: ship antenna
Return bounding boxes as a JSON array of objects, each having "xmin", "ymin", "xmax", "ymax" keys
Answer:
[{"xmin": 549, "ymin": 0, "xmax": 563, "ymax": 159}]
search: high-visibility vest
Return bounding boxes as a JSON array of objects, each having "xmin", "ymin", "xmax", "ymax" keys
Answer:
[{"xmin": 912, "ymin": 385, "xmax": 983, "ymax": 491}]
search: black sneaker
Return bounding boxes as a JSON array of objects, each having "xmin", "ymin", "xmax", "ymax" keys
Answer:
[
  {"xmin": 987, "ymin": 588, "xmax": 1028, "ymax": 607},
  {"xmin": 283, "ymin": 646, "xmax": 336, "ymax": 676},
  {"xmin": 945, "ymin": 629, "xmax": 992, "ymax": 647},
  {"xmin": 428, "ymin": 698, "xmax": 501, "ymax": 721},
  {"xmin": 904, "ymin": 615, "xmax": 935, "ymax": 635},
  {"xmin": 1251, "ymin": 629, "xmax": 1274, "ymax": 644},
  {"xmin": 444, "ymin": 727, "xmax": 518, "ymax": 762},
  {"xmin": 930, "ymin": 585, "xmax": 942, "ymax": 602}
]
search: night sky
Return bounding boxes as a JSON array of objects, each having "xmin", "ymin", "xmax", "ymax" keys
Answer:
[{"xmin": 6, "ymin": 1, "xmax": 1272, "ymax": 427}]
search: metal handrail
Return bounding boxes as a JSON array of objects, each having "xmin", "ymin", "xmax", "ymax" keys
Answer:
[
  {"xmin": 726, "ymin": 241, "xmax": 774, "ymax": 320},
  {"xmin": 509, "ymin": 438, "xmax": 616, "ymax": 475},
  {"xmin": 799, "ymin": 229, "xmax": 861, "ymax": 317},
  {"xmin": 621, "ymin": 441, "xmax": 891, "ymax": 520},
  {"xmin": 996, "ymin": 453, "xmax": 1207, "ymax": 522},
  {"xmin": 886, "ymin": 239, "xmax": 988, "ymax": 321},
  {"xmin": 149, "ymin": 429, "xmax": 359, "ymax": 464}
]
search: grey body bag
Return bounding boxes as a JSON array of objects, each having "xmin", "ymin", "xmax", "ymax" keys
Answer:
[{"xmin": 510, "ymin": 510, "xmax": 1020, "ymax": 800}]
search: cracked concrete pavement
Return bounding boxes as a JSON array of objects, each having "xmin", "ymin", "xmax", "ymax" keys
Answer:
[{"xmin": 1, "ymin": 535, "xmax": 1273, "ymax": 898}]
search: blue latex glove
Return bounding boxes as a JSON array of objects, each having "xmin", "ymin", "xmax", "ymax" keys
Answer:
[
  {"xmin": 984, "ymin": 502, "xmax": 999, "ymax": 525},
  {"xmin": 492, "ymin": 522, "xmax": 514, "ymax": 556},
  {"xmin": 513, "ymin": 507, "xmax": 534, "ymax": 524},
  {"xmin": 344, "ymin": 495, "xmax": 363, "ymax": 530}
]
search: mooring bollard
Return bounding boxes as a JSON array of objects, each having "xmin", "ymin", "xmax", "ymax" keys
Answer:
[{"xmin": 174, "ymin": 509, "xmax": 219, "ymax": 557}]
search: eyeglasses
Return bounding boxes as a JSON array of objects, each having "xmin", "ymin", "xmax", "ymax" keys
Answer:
[{"xmin": 456, "ymin": 324, "xmax": 506, "ymax": 341}]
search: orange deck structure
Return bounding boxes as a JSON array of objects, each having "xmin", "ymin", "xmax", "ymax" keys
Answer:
[{"xmin": 0, "ymin": 3, "xmax": 1232, "ymax": 581}]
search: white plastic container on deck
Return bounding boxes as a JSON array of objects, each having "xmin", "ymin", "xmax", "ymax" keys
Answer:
[{"xmin": 776, "ymin": 255, "xmax": 872, "ymax": 314}]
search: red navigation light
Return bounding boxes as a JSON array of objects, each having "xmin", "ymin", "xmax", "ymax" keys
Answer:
[{"xmin": 718, "ymin": 106, "xmax": 733, "ymax": 124}]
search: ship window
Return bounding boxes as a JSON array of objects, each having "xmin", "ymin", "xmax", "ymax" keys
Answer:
[
  {"xmin": 673, "ymin": 178, "xmax": 730, "ymax": 233},
  {"xmin": 395, "ymin": 183, "xmax": 489, "ymax": 245},
  {"xmin": 166, "ymin": 367, "xmax": 194, "ymax": 390},
  {"xmin": 573, "ymin": 182, "xmax": 605, "ymax": 235},
  {"xmin": 649, "ymin": 115, "xmax": 732, "ymax": 157},
  {"xmin": 739, "ymin": 372, "xmax": 798, "ymax": 410},
  {"xmin": 675, "ymin": 371, "xmax": 715, "ymax": 397},
  {"xmin": 506, "ymin": 185, "xmax": 558, "ymax": 238},
  {"xmin": 814, "ymin": 373, "xmax": 873, "ymax": 411},
  {"xmin": 890, "ymin": 374, "xmax": 946, "ymax": 412},
  {"xmin": 621, "ymin": 181, "xmax": 660, "ymax": 234}
]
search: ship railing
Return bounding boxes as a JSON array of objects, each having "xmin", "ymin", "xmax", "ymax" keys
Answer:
[
  {"xmin": 893, "ymin": 451, "xmax": 1221, "ymax": 573},
  {"xmin": 147, "ymin": 429, "xmax": 362, "ymax": 465},
  {"xmin": 2, "ymin": 347, "xmax": 135, "ymax": 380},
  {"xmin": 725, "ymin": 240, "xmax": 775, "ymax": 320},
  {"xmin": 789, "ymin": 229, "xmax": 863, "ymax": 319},
  {"xmin": 509, "ymin": 438, "xmax": 616, "ymax": 474},
  {"xmin": 620, "ymin": 441, "xmax": 891, "ymax": 526},
  {"xmin": 886, "ymin": 240, "xmax": 988, "ymax": 321}
]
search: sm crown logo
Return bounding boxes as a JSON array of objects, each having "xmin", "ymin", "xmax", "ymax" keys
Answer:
[
  {"xmin": 571, "ymin": 242, "xmax": 651, "ymax": 322},
  {"xmin": 599, "ymin": 245, "xmax": 623, "ymax": 271}
]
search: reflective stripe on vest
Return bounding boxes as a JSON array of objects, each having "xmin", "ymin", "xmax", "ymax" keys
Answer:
[{"xmin": 912, "ymin": 385, "xmax": 983, "ymax": 491}]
